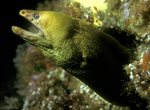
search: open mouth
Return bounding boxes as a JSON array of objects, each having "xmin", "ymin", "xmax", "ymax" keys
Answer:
[
  {"xmin": 12, "ymin": 17, "xmax": 44, "ymax": 39},
  {"xmin": 12, "ymin": 9, "xmax": 53, "ymax": 48},
  {"xmin": 11, "ymin": 16, "xmax": 52, "ymax": 49}
]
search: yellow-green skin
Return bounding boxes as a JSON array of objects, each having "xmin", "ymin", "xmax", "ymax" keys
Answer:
[{"xmin": 12, "ymin": 10, "xmax": 131, "ymax": 106}]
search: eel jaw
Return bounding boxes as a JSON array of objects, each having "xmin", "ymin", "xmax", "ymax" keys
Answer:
[
  {"xmin": 12, "ymin": 25, "xmax": 43, "ymax": 41},
  {"xmin": 11, "ymin": 9, "xmax": 50, "ymax": 48},
  {"xmin": 11, "ymin": 25, "xmax": 51, "ymax": 48}
]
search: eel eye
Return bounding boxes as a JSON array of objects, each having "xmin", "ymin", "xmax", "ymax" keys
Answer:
[{"xmin": 33, "ymin": 14, "xmax": 40, "ymax": 19}]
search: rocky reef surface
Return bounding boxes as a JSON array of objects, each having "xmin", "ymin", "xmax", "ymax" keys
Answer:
[{"xmin": 0, "ymin": 0, "xmax": 149, "ymax": 110}]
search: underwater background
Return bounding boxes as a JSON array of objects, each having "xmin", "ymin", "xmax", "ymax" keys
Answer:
[{"xmin": 0, "ymin": 0, "xmax": 149, "ymax": 110}]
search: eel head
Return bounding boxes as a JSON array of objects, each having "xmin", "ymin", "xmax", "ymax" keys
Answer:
[{"xmin": 12, "ymin": 9, "xmax": 74, "ymax": 49}]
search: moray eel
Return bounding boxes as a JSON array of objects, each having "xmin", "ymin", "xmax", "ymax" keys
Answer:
[{"xmin": 12, "ymin": 10, "xmax": 132, "ymax": 106}]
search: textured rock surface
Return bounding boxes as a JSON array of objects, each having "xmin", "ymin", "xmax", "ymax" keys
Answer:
[{"xmin": 0, "ymin": 0, "xmax": 149, "ymax": 110}]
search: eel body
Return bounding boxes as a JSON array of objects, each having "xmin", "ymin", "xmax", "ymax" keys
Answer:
[{"xmin": 12, "ymin": 10, "xmax": 132, "ymax": 106}]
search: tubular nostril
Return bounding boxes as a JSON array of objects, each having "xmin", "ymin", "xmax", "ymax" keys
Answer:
[
  {"xmin": 21, "ymin": 10, "xmax": 25, "ymax": 14},
  {"xmin": 19, "ymin": 10, "xmax": 26, "ymax": 16}
]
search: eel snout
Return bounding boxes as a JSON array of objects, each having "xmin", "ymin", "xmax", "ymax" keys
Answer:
[{"xmin": 19, "ymin": 10, "xmax": 36, "ymax": 21}]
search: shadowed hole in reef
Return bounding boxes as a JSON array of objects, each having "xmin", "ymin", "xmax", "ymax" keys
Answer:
[
  {"xmin": 101, "ymin": 27, "xmax": 136, "ymax": 49},
  {"xmin": 101, "ymin": 27, "xmax": 149, "ymax": 110}
]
